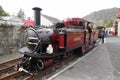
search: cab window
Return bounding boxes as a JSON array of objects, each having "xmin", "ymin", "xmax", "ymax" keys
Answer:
[{"xmin": 79, "ymin": 21, "xmax": 83, "ymax": 26}]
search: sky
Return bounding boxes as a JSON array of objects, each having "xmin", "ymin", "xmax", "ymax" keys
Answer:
[{"xmin": 0, "ymin": 0, "xmax": 120, "ymax": 20}]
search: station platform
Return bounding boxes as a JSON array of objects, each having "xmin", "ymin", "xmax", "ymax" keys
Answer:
[{"xmin": 48, "ymin": 36, "xmax": 120, "ymax": 80}]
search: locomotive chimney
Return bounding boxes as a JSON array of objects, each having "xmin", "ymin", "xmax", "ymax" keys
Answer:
[{"xmin": 32, "ymin": 7, "xmax": 42, "ymax": 27}]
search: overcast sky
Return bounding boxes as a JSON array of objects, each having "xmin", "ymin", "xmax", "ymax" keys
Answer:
[{"xmin": 0, "ymin": 0, "xmax": 120, "ymax": 20}]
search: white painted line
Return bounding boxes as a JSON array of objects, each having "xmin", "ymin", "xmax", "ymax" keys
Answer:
[{"xmin": 47, "ymin": 44, "xmax": 102, "ymax": 80}]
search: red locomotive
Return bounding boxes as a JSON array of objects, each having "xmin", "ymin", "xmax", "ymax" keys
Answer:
[{"xmin": 17, "ymin": 7, "xmax": 99, "ymax": 75}]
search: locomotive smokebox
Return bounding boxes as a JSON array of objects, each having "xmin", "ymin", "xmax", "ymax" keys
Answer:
[{"xmin": 32, "ymin": 7, "xmax": 42, "ymax": 27}]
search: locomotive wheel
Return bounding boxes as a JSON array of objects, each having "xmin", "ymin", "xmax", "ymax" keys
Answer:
[
  {"xmin": 37, "ymin": 59, "xmax": 44, "ymax": 70},
  {"xmin": 74, "ymin": 47, "xmax": 83, "ymax": 57}
]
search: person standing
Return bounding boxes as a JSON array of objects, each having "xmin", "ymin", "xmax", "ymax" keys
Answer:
[
  {"xmin": 87, "ymin": 22, "xmax": 93, "ymax": 45},
  {"xmin": 100, "ymin": 28, "xmax": 105, "ymax": 43}
]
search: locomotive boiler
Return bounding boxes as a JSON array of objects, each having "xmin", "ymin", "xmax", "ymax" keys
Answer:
[{"xmin": 17, "ymin": 7, "xmax": 99, "ymax": 74}]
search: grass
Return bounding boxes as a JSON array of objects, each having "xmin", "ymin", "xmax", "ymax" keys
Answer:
[{"xmin": 0, "ymin": 52, "xmax": 15, "ymax": 57}]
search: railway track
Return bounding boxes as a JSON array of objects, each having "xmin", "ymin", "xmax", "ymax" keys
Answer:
[
  {"xmin": 22, "ymin": 54, "xmax": 77, "ymax": 80},
  {"xmin": 0, "ymin": 58, "xmax": 22, "ymax": 80},
  {"xmin": 0, "ymin": 42, "xmax": 100, "ymax": 80},
  {"xmin": 0, "ymin": 58, "xmax": 22, "ymax": 72},
  {"xmin": 0, "ymin": 54, "xmax": 78, "ymax": 80}
]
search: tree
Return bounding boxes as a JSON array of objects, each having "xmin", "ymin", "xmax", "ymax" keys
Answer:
[
  {"xmin": 17, "ymin": 9, "xmax": 25, "ymax": 21},
  {"xmin": 107, "ymin": 20, "xmax": 113, "ymax": 28},
  {"xmin": 103, "ymin": 19, "xmax": 108, "ymax": 27},
  {"xmin": 103, "ymin": 19, "xmax": 113, "ymax": 28},
  {"xmin": 0, "ymin": 5, "xmax": 9, "ymax": 16}
]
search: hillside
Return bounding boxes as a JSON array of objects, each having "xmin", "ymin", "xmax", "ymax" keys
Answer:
[{"xmin": 84, "ymin": 7, "xmax": 118, "ymax": 26}]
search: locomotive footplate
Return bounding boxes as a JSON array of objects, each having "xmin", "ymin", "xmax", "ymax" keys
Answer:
[{"xmin": 19, "ymin": 47, "xmax": 65, "ymax": 58}]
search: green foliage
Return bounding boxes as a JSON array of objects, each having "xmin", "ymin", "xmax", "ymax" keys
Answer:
[
  {"xmin": 17, "ymin": 9, "xmax": 25, "ymax": 21},
  {"xmin": 0, "ymin": 5, "xmax": 9, "ymax": 16},
  {"xmin": 102, "ymin": 19, "xmax": 113, "ymax": 28},
  {"xmin": 108, "ymin": 20, "xmax": 113, "ymax": 28}
]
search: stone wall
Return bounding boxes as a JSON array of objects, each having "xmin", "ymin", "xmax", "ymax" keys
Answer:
[{"xmin": 0, "ymin": 25, "xmax": 24, "ymax": 55}]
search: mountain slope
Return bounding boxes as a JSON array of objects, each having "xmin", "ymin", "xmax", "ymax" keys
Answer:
[{"xmin": 84, "ymin": 7, "xmax": 118, "ymax": 25}]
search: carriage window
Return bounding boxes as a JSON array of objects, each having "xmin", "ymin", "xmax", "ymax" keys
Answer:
[
  {"xmin": 56, "ymin": 23, "xmax": 65, "ymax": 28},
  {"xmin": 79, "ymin": 21, "xmax": 83, "ymax": 26}
]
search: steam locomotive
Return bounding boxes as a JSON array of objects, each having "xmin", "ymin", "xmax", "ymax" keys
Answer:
[{"xmin": 17, "ymin": 7, "xmax": 99, "ymax": 75}]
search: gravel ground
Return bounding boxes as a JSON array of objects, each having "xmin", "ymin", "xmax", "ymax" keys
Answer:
[{"xmin": 0, "ymin": 52, "xmax": 23, "ymax": 63}]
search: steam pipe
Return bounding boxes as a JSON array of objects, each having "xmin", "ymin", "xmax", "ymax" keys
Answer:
[{"xmin": 32, "ymin": 7, "xmax": 42, "ymax": 27}]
